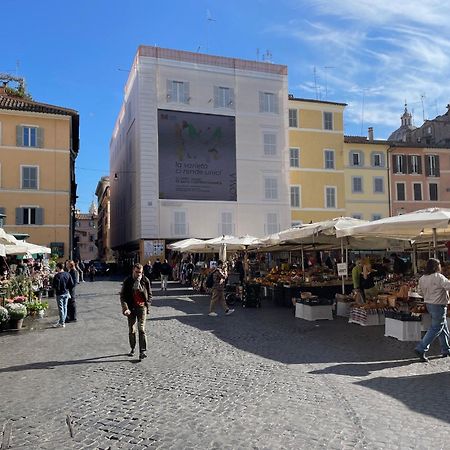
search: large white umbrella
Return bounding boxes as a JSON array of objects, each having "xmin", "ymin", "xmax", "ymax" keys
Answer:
[
  {"xmin": 0, "ymin": 229, "xmax": 19, "ymax": 245},
  {"xmin": 167, "ymin": 238, "xmax": 205, "ymax": 251},
  {"xmin": 5, "ymin": 242, "xmax": 51, "ymax": 256}
]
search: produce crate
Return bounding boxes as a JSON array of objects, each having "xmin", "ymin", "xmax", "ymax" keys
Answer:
[
  {"xmin": 348, "ymin": 307, "xmax": 380, "ymax": 326},
  {"xmin": 336, "ymin": 301, "xmax": 352, "ymax": 317},
  {"xmin": 385, "ymin": 317, "xmax": 422, "ymax": 341},
  {"xmin": 295, "ymin": 301, "xmax": 333, "ymax": 321}
]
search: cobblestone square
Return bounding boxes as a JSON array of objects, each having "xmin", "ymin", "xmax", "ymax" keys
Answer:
[{"xmin": 0, "ymin": 278, "xmax": 449, "ymax": 449}]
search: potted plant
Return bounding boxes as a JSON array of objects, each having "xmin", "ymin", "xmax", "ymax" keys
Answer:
[
  {"xmin": 5, "ymin": 303, "xmax": 27, "ymax": 330},
  {"xmin": 25, "ymin": 300, "xmax": 49, "ymax": 318},
  {"xmin": 0, "ymin": 306, "xmax": 9, "ymax": 331}
]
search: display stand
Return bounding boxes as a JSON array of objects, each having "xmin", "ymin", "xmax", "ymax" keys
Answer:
[
  {"xmin": 336, "ymin": 301, "xmax": 351, "ymax": 317},
  {"xmin": 384, "ymin": 318, "xmax": 421, "ymax": 341},
  {"xmin": 348, "ymin": 307, "xmax": 380, "ymax": 326},
  {"xmin": 295, "ymin": 301, "xmax": 333, "ymax": 321}
]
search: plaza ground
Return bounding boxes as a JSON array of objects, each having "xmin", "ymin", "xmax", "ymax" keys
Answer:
[{"xmin": 0, "ymin": 278, "xmax": 449, "ymax": 449}]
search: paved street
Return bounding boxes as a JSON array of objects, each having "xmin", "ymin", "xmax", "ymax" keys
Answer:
[{"xmin": 0, "ymin": 278, "xmax": 449, "ymax": 450}]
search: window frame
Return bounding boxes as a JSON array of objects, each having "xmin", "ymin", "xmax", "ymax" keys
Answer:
[
  {"xmin": 259, "ymin": 91, "xmax": 278, "ymax": 114},
  {"xmin": 429, "ymin": 183, "xmax": 438, "ymax": 201},
  {"xmin": 288, "ymin": 108, "xmax": 298, "ymax": 127},
  {"xmin": 264, "ymin": 176, "xmax": 278, "ymax": 200},
  {"xmin": 219, "ymin": 211, "xmax": 234, "ymax": 235},
  {"xmin": 173, "ymin": 210, "xmax": 187, "ymax": 236},
  {"xmin": 290, "ymin": 185, "xmax": 301, "ymax": 208},
  {"xmin": 20, "ymin": 165, "xmax": 39, "ymax": 190},
  {"xmin": 266, "ymin": 213, "xmax": 279, "ymax": 234},
  {"xmin": 396, "ymin": 182, "xmax": 406, "ymax": 201},
  {"xmin": 289, "ymin": 147, "xmax": 300, "ymax": 168},
  {"xmin": 323, "ymin": 112, "xmax": 333, "ymax": 130},
  {"xmin": 413, "ymin": 182, "xmax": 423, "ymax": 201},
  {"xmin": 324, "ymin": 186, "xmax": 337, "ymax": 209},
  {"xmin": 351, "ymin": 176, "xmax": 363, "ymax": 193},
  {"xmin": 214, "ymin": 86, "xmax": 234, "ymax": 109},
  {"xmin": 324, "ymin": 149, "xmax": 335, "ymax": 170},
  {"xmin": 371, "ymin": 152, "xmax": 383, "ymax": 167},
  {"xmin": 167, "ymin": 80, "xmax": 190, "ymax": 104},
  {"xmin": 373, "ymin": 176, "xmax": 384, "ymax": 194},
  {"xmin": 263, "ymin": 132, "xmax": 277, "ymax": 156}
]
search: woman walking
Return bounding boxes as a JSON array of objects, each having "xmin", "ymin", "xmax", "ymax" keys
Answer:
[{"xmin": 414, "ymin": 258, "xmax": 450, "ymax": 362}]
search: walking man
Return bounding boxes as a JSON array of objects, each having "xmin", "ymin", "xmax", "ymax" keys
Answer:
[
  {"xmin": 120, "ymin": 263, "xmax": 152, "ymax": 360},
  {"xmin": 209, "ymin": 260, "xmax": 234, "ymax": 317},
  {"xmin": 52, "ymin": 262, "xmax": 75, "ymax": 328},
  {"xmin": 160, "ymin": 259, "xmax": 172, "ymax": 291}
]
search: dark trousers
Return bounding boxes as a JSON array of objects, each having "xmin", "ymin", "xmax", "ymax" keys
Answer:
[
  {"xmin": 127, "ymin": 307, "xmax": 147, "ymax": 353},
  {"xmin": 67, "ymin": 297, "xmax": 77, "ymax": 321}
]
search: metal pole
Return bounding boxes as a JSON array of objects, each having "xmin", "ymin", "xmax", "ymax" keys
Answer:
[
  {"xmin": 301, "ymin": 245, "xmax": 305, "ymax": 280},
  {"xmin": 433, "ymin": 228, "xmax": 437, "ymax": 259},
  {"xmin": 341, "ymin": 238, "xmax": 345, "ymax": 294}
]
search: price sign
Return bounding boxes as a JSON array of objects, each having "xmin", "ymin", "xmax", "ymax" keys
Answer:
[{"xmin": 337, "ymin": 263, "xmax": 348, "ymax": 276}]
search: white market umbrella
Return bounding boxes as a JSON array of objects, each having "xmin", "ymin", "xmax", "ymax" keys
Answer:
[
  {"xmin": 167, "ymin": 238, "xmax": 205, "ymax": 251},
  {"xmin": 0, "ymin": 229, "xmax": 19, "ymax": 245},
  {"xmin": 5, "ymin": 242, "xmax": 51, "ymax": 256}
]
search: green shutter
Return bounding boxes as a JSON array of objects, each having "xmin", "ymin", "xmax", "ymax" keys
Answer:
[
  {"xmin": 15, "ymin": 208, "xmax": 23, "ymax": 225},
  {"xmin": 16, "ymin": 125, "xmax": 23, "ymax": 146},
  {"xmin": 213, "ymin": 86, "xmax": 219, "ymax": 108},
  {"xmin": 259, "ymin": 92, "xmax": 264, "ymax": 112},
  {"xmin": 37, "ymin": 127, "xmax": 44, "ymax": 148}
]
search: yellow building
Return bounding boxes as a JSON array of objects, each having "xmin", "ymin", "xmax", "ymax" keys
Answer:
[
  {"xmin": 0, "ymin": 84, "xmax": 79, "ymax": 259},
  {"xmin": 344, "ymin": 131, "xmax": 390, "ymax": 220},
  {"xmin": 288, "ymin": 96, "xmax": 346, "ymax": 224},
  {"xmin": 95, "ymin": 176, "xmax": 114, "ymax": 262}
]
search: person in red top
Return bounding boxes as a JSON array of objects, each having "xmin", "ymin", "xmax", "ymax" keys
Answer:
[{"xmin": 120, "ymin": 263, "xmax": 152, "ymax": 360}]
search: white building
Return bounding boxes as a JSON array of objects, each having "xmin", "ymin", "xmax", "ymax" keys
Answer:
[{"xmin": 110, "ymin": 46, "xmax": 290, "ymax": 261}]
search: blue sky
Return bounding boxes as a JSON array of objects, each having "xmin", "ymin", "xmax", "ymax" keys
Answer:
[{"xmin": 2, "ymin": 0, "xmax": 450, "ymax": 211}]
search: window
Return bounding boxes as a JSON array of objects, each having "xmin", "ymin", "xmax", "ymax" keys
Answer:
[
  {"xmin": 266, "ymin": 213, "xmax": 279, "ymax": 234},
  {"xmin": 21, "ymin": 166, "xmax": 38, "ymax": 189},
  {"xmin": 23, "ymin": 126, "xmax": 38, "ymax": 147},
  {"xmin": 323, "ymin": 112, "xmax": 333, "ymax": 130},
  {"xmin": 89, "ymin": 220, "xmax": 95, "ymax": 227},
  {"xmin": 324, "ymin": 150, "xmax": 335, "ymax": 169},
  {"xmin": 429, "ymin": 183, "xmax": 438, "ymax": 201},
  {"xmin": 372, "ymin": 153, "xmax": 384, "ymax": 167},
  {"xmin": 290, "ymin": 186, "xmax": 301, "ymax": 208},
  {"xmin": 352, "ymin": 177, "xmax": 363, "ymax": 193},
  {"xmin": 288, "ymin": 109, "xmax": 298, "ymax": 127},
  {"xmin": 264, "ymin": 177, "xmax": 278, "ymax": 200},
  {"xmin": 413, "ymin": 183, "xmax": 422, "ymax": 201},
  {"xmin": 263, "ymin": 133, "xmax": 277, "ymax": 156},
  {"xmin": 409, "ymin": 155, "xmax": 421, "ymax": 174},
  {"xmin": 167, "ymin": 80, "xmax": 190, "ymax": 103},
  {"xmin": 373, "ymin": 177, "xmax": 384, "ymax": 193},
  {"xmin": 220, "ymin": 212, "xmax": 233, "ymax": 235},
  {"xmin": 174, "ymin": 211, "xmax": 187, "ymax": 235},
  {"xmin": 393, "ymin": 154, "xmax": 406, "ymax": 173},
  {"xmin": 89, "ymin": 234, "xmax": 95, "ymax": 242},
  {"xmin": 289, "ymin": 148, "xmax": 300, "ymax": 168},
  {"xmin": 350, "ymin": 151, "xmax": 363, "ymax": 167},
  {"xmin": 396, "ymin": 183, "xmax": 406, "ymax": 201},
  {"xmin": 325, "ymin": 186, "xmax": 336, "ymax": 208},
  {"xmin": 16, "ymin": 207, "xmax": 43, "ymax": 225},
  {"xmin": 426, "ymin": 155, "xmax": 439, "ymax": 176},
  {"xmin": 89, "ymin": 246, "xmax": 94, "ymax": 252},
  {"xmin": 214, "ymin": 86, "xmax": 234, "ymax": 108},
  {"xmin": 372, "ymin": 214, "xmax": 382, "ymax": 221},
  {"xmin": 259, "ymin": 92, "xmax": 278, "ymax": 113}
]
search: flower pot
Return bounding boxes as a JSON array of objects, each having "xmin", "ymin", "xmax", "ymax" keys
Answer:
[
  {"xmin": 38, "ymin": 309, "xmax": 45, "ymax": 318},
  {"xmin": 9, "ymin": 318, "xmax": 24, "ymax": 330},
  {"xmin": 47, "ymin": 289, "xmax": 55, "ymax": 298}
]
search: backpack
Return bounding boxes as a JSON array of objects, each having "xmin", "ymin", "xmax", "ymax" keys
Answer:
[{"xmin": 205, "ymin": 270, "xmax": 216, "ymax": 289}]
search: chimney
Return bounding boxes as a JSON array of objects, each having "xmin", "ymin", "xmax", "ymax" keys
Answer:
[{"xmin": 368, "ymin": 127, "xmax": 374, "ymax": 141}]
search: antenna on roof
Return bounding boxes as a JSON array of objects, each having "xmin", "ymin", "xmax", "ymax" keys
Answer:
[
  {"xmin": 262, "ymin": 50, "xmax": 272, "ymax": 63},
  {"xmin": 313, "ymin": 67, "xmax": 319, "ymax": 100},
  {"xmin": 206, "ymin": 9, "xmax": 216, "ymax": 53},
  {"xmin": 420, "ymin": 93, "xmax": 426, "ymax": 122},
  {"xmin": 323, "ymin": 66, "xmax": 336, "ymax": 99}
]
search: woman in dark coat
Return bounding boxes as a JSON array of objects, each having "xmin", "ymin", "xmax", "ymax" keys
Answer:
[{"xmin": 67, "ymin": 260, "xmax": 79, "ymax": 322}]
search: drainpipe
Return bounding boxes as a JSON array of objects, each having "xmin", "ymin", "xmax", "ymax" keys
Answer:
[{"xmin": 387, "ymin": 145, "xmax": 394, "ymax": 216}]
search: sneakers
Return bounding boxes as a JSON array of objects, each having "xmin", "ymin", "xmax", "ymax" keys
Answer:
[
  {"xmin": 208, "ymin": 312, "xmax": 218, "ymax": 317},
  {"xmin": 52, "ymin": 322, "xmax": 65, "ymax": 328},
  {"xmin": 128, "ymin": 350, "xmax": 135, "ymax": 357},
  {"xmin": 139, "ymin": 352, "xmax": 147, "ymax": 360},
  {"xmin": 225, "ymin": 309, "xmax": 235, "ymax": 316},
  {"xmin": 441, "ymin": 352, "xmax": 450, "ymax": 358},
  {"xmin": 414, "ymin": 349, "xmax": 429, "ymax": 362}
]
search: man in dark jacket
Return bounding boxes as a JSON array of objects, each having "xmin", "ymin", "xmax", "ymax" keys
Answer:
[
  {"xmin": 52, "ymin": 262, "xmax": 75, "ymax": 328},
  {"xmin": 120, "ymin": 263, "xmax": 152, "ymax": 360},
  {"xmin": 160, "ymin": 259, "xmax": 172, "ymax": 291}
]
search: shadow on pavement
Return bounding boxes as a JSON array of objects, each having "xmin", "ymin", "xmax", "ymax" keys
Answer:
[
  {"xmin": 0, "ymin": 354, "xmax": 131, "ymax": 373},
  {"xmin": 356, "ymin": 372, "xmax": 450, "ymax": 425}
]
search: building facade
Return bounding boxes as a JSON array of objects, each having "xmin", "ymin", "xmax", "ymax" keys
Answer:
[
  {"xmin": 95, "ymin": 176, "xmax": 114, "ymax": 262},
  {"xmin": 288, "ymin": 96, "xmax": 346, "ymax": 225},
  {"xmin": 110, "ymin": 46, "xmax": 290, "ymax": 261},
  {"xmin": 344, "ymin": 130, "xmax": 390, "ymax": 220},
  {"xmin": 389, "ymin": 144, "xmax": 450, "ymax": 215},
  {"xmin": 0, "ymin": 86, "xmax": 79, "ymax": 259},
  {"xmin": 74, "ymin": 203, "xmax": 98, "ymax": 262}
]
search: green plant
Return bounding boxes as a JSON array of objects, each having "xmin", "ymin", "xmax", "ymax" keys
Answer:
[
  {"xmin": 48, "ymin": 255, "xmax": 58, "ymax": 271},
  {"xmin": 25, "ymin": 300, "xmax": 48, "ymax": 313},
  {"xmin": 0, "ymin": 306, "xmax": 9, "ymax": 324},
  {"xmin": 6, "ymin": 276, "xmax": 35, "ymax": 301},
  {"xmin": 5, "ymin": 303, "xmax": 27, "ymax": 320}
]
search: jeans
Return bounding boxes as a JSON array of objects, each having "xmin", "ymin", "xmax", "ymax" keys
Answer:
[
  {"xmin": 56, "ymin": 293, "xmax": 69, "ymax": 325},
  {"xmin": 127, "ymin": 306, "xmax": 147, "ymax": 353},
  {"xmin": 416, "ymin": 303, "xmax": 450, "ymax": 354},
  {"xmin": 161, "ymin": 275, "xmax": 169, "ymax": 290}
]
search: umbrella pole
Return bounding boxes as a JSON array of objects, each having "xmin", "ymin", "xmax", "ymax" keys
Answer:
[
  {"xmin": 301, "ymin": 245, "xmax": 305, "ymax": 281},
  {"xmin": 433, "ymin": 228, "xmax": 437, "ymax": 259},
  {"xmin": 412, "ymin": 243, "xmax": 417, "ymax": 275},
  {"xmin": 341, "ymin": 238, "xmax": 345, "ymax": 294}
]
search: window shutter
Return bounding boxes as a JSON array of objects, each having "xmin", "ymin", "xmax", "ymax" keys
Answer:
[
  {"xmin": 213, "ymin": 86, "xmax": 219, "ymax": 108},
  {"xmin": 166, "ymin": 79, "xmax": 173, "ymax": 101},
  {"xmin": 183, "ymin": 82, "xmax": 190, "ymax": 104},
  {"xmin": 229, "ymin": 88, "xmax": 235, "ymax": 108},
  {"xmin": 425, "ymin": 155, "xmax": 430, "ymax": 176},
  {"xmin": 15, "ymin": 208, "xmax": 23, "ymax": 225},
  {"xmin": 360, "ymin": 152, "xmax": 365, "ymax": 167},
  {"xmin": 36, "ymin": 127, "xmax": 44, "ymax": 148},
  {"xmin": 35, "ymin": 208, "xmax": 44, "ymax": 225},
  {"xmin": 401, "ymin": 155, "xmax": 406, "ymax": 173},
  {"xmin": 0, "ymin": 207, "xmax": 5, "ymax": 217},
  {"xmin": 380, "ymin": 153, "xmax": 385, "ymax": 167},
  {"xmin": 407, "ymin": 155, "xmax": 412, "ymax": 174},
  {"xmin": 392, "ymin": 155, "xmax": 398, "ymax": 173},
  {"xmin": 16, "ymin": 125, "xmax": 23, "ymax": 146},
  {"xmin": 417, "ymin": 156, "xmax": 422, "ymax": 174},
  {"xmin": 435, "ymin": 155, "xmax": 440, "ymax": 176},
  {"xmin": 349, "ymin": 152, "xmax": 353, "ymax": 166},
  {"xmin": 273, "ymin": 95, "xmax": 279, "ymax": 114},
  {"xmin": 259, "ymin": 92, "xmax": 264, "ymax": 112}
]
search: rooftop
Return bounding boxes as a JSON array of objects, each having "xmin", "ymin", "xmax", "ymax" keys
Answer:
[{"xmin": 288, "ymin": 95, "xmax": 347, "ymax": 107}]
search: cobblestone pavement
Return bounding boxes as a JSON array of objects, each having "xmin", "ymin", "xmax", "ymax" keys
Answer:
[{"xmin": 1, "ymin": 278, "xmax": 449, "ymax": 449}]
